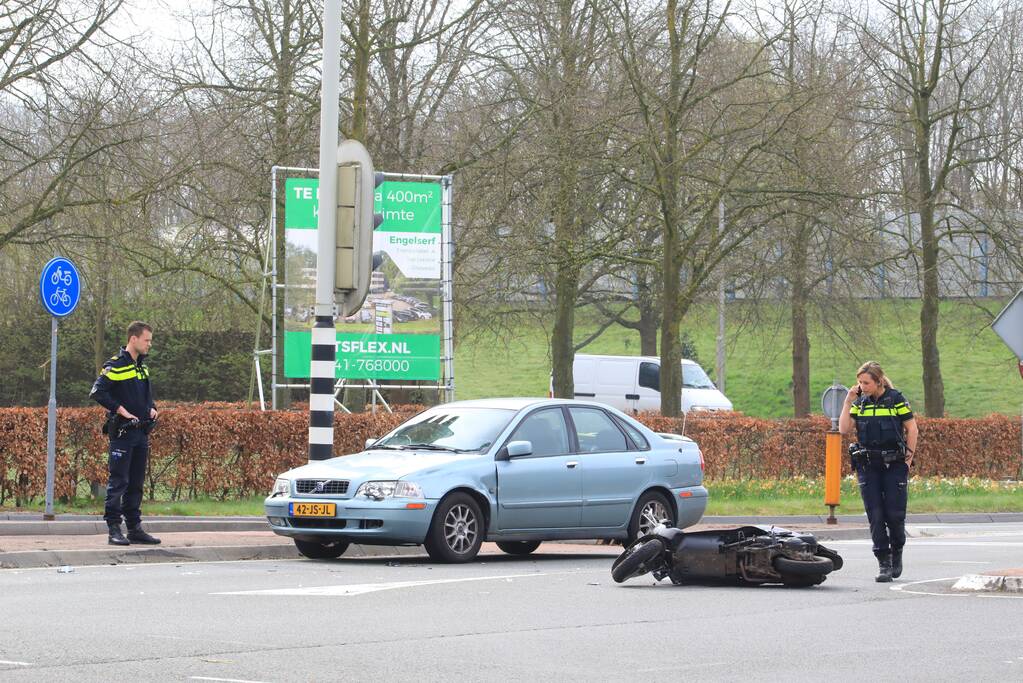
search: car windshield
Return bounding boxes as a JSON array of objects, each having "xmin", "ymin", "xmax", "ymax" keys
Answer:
[
  {"xmin": 682, "ymin": 363, "xmax": 716, "ymax": 389},
  {"xmin": 373, "ymin": 407, "xmax": 515, "ymax": 452}
]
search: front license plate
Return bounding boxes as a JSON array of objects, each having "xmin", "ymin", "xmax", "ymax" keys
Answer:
[{"xmin": 290, "ymin": 502, "xmax": 336, "ymax": 517}]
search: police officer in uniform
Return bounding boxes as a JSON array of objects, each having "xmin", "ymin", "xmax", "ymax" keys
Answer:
[
  {"xmin": 90, "ymin": 321, "xmax": 161, "ymax": 546},
  {"xmin": 839, "ymin": 361, "xmax": 918, "ymax": 582}
]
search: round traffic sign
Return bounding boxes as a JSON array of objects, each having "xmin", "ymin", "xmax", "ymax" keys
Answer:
[
  {"xmin": 39, "ymin": 257, "xmax": 81, "ymax": 317},
  {"xmin": 821, "ymin": 384, "xmax": 848, "ymax": 421}
]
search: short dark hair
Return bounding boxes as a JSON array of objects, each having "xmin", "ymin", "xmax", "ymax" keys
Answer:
[{"xmin": 127, "ymin": 321, "xmax": 152, "ymax": 340}]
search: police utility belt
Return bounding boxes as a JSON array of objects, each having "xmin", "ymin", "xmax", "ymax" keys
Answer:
[
  {"xmin": 848, "ymin": 442, "xmax": 905, "ymax": 466},
  {"xmin": 103, "ymin": 415, "xmax": 157, "ymax": 439}
]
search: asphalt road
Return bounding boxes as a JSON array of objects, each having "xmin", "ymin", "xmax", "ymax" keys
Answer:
[{"xmin": 2, "ymin": 522, "xmax": 1022, "ymax": 682}]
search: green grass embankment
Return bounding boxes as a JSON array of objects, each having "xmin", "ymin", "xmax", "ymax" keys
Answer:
[{"xmin": 454, "ymin": 299, "xmax": 1021, "ymax": 418}]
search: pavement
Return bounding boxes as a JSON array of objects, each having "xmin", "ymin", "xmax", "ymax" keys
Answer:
[{"xmin": 2, "ymin": 512, "xmax": 1022, "ymax": 593}]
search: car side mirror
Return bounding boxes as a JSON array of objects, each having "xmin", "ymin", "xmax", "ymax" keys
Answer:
[
  {"xmin": 496, "ymin": 440, "xmax": 533, "ymax": 461},
  {"xmin": 365, "ymin": 438, "xmax": 377, "ymax": 450}
]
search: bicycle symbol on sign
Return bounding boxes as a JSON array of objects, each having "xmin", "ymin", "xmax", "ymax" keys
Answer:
[
  {"xmin": 49, "ymin": 288, "xmax": 71, "ymax": 308},
  {"xmin": 51, "ymin": 267, "xmax": 73, "ymax": 286}
]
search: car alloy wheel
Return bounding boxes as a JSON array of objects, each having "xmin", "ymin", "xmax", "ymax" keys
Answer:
[
  {"xmin": 627, "ymin": 491, "xmax": 675, "ymax": 545},
  {"xmin": 443, "ymin": 502, "xmax": 479, "ymax": 554},
  {"xmin": 425, "ymin": 493, "xmax": 485, "ymax": 563},
  {"xmin": 639, "ymin": 499, "xmax": 670, "ymax": 536}
]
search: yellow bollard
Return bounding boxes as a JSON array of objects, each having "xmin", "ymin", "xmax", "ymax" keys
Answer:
[{"xmin": 824, "ymin": 430, "xmax": 842, "ymax": 524}]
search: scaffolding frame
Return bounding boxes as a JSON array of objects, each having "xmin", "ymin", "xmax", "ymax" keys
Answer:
[{"xmin": 252, "ymin": 166, "xmax": 455, "ymax": 411}]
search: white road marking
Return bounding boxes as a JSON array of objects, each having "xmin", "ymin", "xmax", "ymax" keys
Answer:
[
  {"xmin": 0, "ymin": 660, "xmax": 32, "ymax": 666},
  {"xmin": 940, "ymin": 561, "xmax": 991, "ymax": 564},
  {"xmin": 189, "ymin": 677, "xmax": 271, "ymax": 683},
  {"xmin": 214, "ymin": 571, "xmax": 559, "ymax": 596},
  {"xmin": 891, "ymin": 576, "xmax": 1023, "ymax": 599},
  {"xmin": 828, "ymin": 539, "xmax": 1023, "ymax": 547},
  {"xmin": 890, "ymin": 577, "xmax": 972, "ymax": 596}
]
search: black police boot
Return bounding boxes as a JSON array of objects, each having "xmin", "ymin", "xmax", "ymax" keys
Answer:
[
  {"xmin": 891, "ymin": 549, "xmax": 903, "ymax": 579},
  {"xmin": 875, "ymin": 554, "xmax": 893, "ymax": 583},
  {"xmin": 108, "ymin": 524, "xmax": 130, "ymax": 546},
  {"xmin": 126, "ymin": 525, "xmax": 161, "ymax": 545}
]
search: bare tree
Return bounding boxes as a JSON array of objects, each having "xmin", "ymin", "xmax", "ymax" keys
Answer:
[
  {"xmin": 852, "ymin": 0, "xmax": 1010, "ymax": 416},
  {"xmin": 609, "ymin": 0, "xmax": 791, "ymax": 416}
]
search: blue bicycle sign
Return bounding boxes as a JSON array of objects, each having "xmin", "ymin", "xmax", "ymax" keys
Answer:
[{"xmin": 39, "ymin": 257, "xmax": 81, "ymax": 317}]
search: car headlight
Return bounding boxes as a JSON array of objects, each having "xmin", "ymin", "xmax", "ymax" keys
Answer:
[
  {"xmin": 270, "ymin": 478, "xmax": 290, "ymax": 497},
  {"xmin": 355, "ymin": 480, "xmax": 423, "ymax": 501}
]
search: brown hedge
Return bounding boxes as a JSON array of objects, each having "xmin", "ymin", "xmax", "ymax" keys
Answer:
[{"xmin": 1, "ymin": 406, "xmax": 1019, "ymax": 504}]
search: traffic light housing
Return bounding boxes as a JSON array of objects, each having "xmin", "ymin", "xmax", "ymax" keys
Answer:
[{"xmin": 334, "ymin": 140, "xmax": 384, "ymax": 317}]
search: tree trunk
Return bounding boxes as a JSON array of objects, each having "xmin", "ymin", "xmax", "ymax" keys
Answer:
[
  {"xmin": 92, "ymin": 255, "xmax": 110, "ymax": 374},
  {"xmin": 548, "ymin": 0, "xmax": 582, "ymax": 400},
  {"xmin": 659, "ymin": 213, "xmax": 682, "ymax": 416},
  {"xmin": 273, "ymin": 0, "xmax": 295, "ymax": 408},
  {"xmin": 638, "ymin": 302, "xmax": 658, "ymax": 356},
  {"xmin": 919, "ymin": 202, "xmax": 945, "ymax": 416},
  {"xmin": 791, "ymin": 277, "xmax": 810, "ymax": 417},
  {"xmin": 913, "ymin": 84, "xmax": 945, "ymax": 417},
  {"xmin": 790, "ymin": 227, "xmax": 810, "ymax": 417}
]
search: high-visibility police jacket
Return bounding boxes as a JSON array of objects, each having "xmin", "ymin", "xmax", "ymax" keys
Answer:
[
  {"xmin": 849, "ymin": 387, "xmax": 913, "ymax": 449},
  {"xmin": 89, "ymin": 347, "xmax": 155, "ymax": 420}
]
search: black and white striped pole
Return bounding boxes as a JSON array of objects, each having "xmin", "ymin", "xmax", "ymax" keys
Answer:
[{"xmin": 310, "ymin": 0, "xmax": 381, "ymax": 462}]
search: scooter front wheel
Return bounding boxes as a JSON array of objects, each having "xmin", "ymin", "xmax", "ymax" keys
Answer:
[
  {"xmin": 611, "ymin": 538, "xmax": 665, "ymax": 583},
  {"xmin": 773, "ymin": 555, "xmax": 834, "ymax": 576}
]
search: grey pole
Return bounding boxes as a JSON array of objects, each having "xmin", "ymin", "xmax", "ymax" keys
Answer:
[
  {"xmin": 716, "ymin": 194, "xmax": 726, "ymax": 393},
  {"xmin": 308, "ymin": 0, "xmax": 341, "ymax": 462},
  {"xmin": 442, "ymin": 176, "xmax": 455, "ymax": 403},
  {"xmin": 44, "ymin": 316, "xmax": 58, "ymax": 520}
]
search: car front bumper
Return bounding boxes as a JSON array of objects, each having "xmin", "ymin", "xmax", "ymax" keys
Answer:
[{"xmin": 264, "ymin": 497, "xmax": 436, "ymax": 545}]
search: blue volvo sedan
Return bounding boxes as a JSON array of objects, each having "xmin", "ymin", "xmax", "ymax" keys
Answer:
[{"xmin": 265, "ymin": 398, "xmax": 707, "ymax": 562}]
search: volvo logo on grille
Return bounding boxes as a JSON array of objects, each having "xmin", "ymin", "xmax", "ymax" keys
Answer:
[{"xmin": 314, "ymin": 481, "xmax": 326, "ymax": 493}]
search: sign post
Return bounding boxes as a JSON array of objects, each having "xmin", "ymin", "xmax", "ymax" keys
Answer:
[{"xmin": 39, "ymin": 257, "xmax": 82, "ymax": 520}]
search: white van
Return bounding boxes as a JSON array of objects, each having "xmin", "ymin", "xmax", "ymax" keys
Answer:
[{"xmin": 560, "ymin": 354, "xmax": 733, "ymax": 415}]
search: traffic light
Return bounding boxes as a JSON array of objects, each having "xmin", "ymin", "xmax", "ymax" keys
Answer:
[{"xmin": 334, "ymin": 140, "xmax": 384, "ymax": 317}]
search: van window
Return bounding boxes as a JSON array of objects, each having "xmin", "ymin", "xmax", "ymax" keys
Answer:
[
  {"xmin": 509, "ymin": 408, "xmax": 570, "ymax": 456},
  {"xmin": 568, "ymin": 407, "xmax": 628, "ymax": 453},
  {"xmin": 682, "ymin": 364, "xmax": 716, "ymax": 389},
  {"xmin": 639, "ymin": 362, "xmax": 660, "ymax": 391}
]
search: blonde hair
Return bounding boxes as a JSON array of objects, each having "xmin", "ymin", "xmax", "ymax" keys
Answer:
[{"xmin": 857, "ymin": 361, "xmax": 892, "ymax": 389}]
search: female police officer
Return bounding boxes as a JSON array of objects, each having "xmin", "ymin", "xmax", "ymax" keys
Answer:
[{"xmin": 838, "ymin": 361, "xmax": 918, "ymax": 582}]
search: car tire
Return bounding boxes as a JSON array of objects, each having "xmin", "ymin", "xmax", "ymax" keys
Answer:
[
  {"xmin": 294, "ymin": 538, "xmax": 349, "ymax": 559},
  {"xmin": 626, "ymin": 491, "xmax": 675, "ymax": 545},
  {"xmin": 611, "ymin": 538, "xmax": 665, "ymax": 583},
  {"xmin": 773, "ymin": 555, "xmax": 834, "ymax": 576},
  {"xmin": 424, "ymin": 493, "xmax": 484, "ymax": 563},
  {"xmin": 496, "ymin": 541, "xmax": 541, "ymax": 556}
]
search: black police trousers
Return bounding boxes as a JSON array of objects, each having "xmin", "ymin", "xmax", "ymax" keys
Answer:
[
  {"xmin": 854, "ymin": 458, "xmax": 908, "ymax": 557},
  {"xmin": 103, "ymin": 430, "xmax": 149, "ymax": 528}
]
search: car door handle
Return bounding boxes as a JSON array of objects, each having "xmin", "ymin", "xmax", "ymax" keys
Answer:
[
  {"xmin": 566, "ymin": 461, "xmax": 578, "ymax": 469},
  {"xmin": 634, "ymin": 458, "xmax": 646, "ymax": 465},
  {"xmin": 625, "ymin": 394, "xmax": 639, "ymax": 400}
]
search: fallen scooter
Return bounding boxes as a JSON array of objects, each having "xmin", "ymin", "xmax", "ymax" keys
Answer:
[{"xmin": 612, "ymin": 524, "xmax": 844, "ymax": 587}]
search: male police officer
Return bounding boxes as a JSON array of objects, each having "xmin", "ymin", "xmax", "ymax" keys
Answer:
[{"xmin": 90, "ymin": 321, "xmax": 161, "ymax": 546}]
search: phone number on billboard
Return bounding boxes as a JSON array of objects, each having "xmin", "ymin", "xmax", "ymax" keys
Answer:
[{"xmin": 339, "ymin": 359, "xmax": 412, "ymax": 373}]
